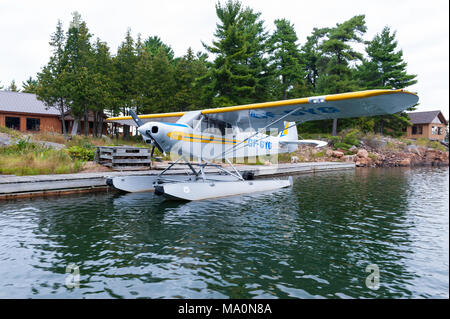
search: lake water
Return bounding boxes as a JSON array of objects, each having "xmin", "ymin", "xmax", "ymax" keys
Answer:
[{"xmin": 0, "ymin": 167, "xmax": 448, "ymax": 299}]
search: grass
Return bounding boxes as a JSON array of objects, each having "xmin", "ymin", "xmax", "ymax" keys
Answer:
[
  {"xmin": 0, "ymin": 126, "xmax": 22, "ymax": 139},
  {"xmin": 0, "ymin": 138, "xmax": 84, "ymax": 175}
]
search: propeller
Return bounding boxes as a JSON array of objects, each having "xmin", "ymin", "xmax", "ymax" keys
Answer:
[{"xmin": 128, "ymin": 108, "xmax": 165, "ymax": 157}]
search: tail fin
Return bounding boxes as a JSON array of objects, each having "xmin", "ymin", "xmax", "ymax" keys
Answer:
[
  {"xmin": 279, "ymin": 122, "xmax": 298, "ymax": 152},
  {"xmin": 279, "ymin": 121, "xmax": 298, "ymax": 141}
]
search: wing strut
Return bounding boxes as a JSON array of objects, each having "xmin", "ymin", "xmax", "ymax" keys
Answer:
[{"xmin": 212, "ymin": 105, "xmax": 307, "ymax": 160}]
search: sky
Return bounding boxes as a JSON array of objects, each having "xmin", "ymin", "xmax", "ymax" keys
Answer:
[{"xmin": 0, "ymin": 0, "xmax": 448, "ymax": 119}]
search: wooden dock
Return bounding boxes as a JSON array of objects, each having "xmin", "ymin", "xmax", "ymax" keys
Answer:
[{"xmin": 0, "ymin": 162, "xmax": 354, "ymax": 200}]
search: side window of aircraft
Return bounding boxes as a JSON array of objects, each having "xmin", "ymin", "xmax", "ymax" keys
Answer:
[{"xmin": 200, "ymin": 117, "xmax": 232, "ymax": 136}]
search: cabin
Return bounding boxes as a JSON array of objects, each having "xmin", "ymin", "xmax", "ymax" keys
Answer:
[
  {"xmin": 0, "ymin": 91, "xmax": 107, "ymax": 135},
  {"xmin": 406, "ymin": 110, "xmax": 448, "ymax": 141}
]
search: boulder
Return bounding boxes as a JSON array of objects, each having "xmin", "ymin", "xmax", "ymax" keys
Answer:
[
  {"xmin": 332, "ymin": 151, "xmax": 344, "ymax": 158},
  {"xmin": 326, "ymin": 149, "xmax": 334, "ymax": 157},
  {"xmin": 343, "ymin": 155, "xmax": 356, "ymax": 162},
  {"xmin": 398, "ymin": 158, "xmax": 411, "ymax": 166},
  {"xmin": 357, "ymin": 149, "xmax": 369, "ymax": 159}
]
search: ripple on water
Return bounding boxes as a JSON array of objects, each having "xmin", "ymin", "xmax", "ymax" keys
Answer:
[{"xmin": 0, "ymin": 167, "xmax": 448, "ymax": 298}]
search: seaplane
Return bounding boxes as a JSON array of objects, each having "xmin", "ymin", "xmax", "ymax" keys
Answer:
[{"xmin": 106, "ymin": 89, "xmax": 418, "ymax": 200}]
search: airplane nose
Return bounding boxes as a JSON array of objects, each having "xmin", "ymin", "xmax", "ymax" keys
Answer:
[{"xmin": 138, "ymin": 122, "xmax": 159, "ymax": 137}]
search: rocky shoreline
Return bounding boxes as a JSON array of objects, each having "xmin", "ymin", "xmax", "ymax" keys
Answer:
[
  {"xmin": 292, "ymin": 136, "xmax": 449, "ymax": 168},
  {"xmin": 326, "ymin": 145, "xmax": 449, "ymax": 168},
  {"xmin": 351, "ymin": 147, "xmax": 448, "ymax": 168}
]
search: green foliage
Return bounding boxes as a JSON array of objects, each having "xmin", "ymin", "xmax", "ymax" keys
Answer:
[
  {"xmin": 356, "ymin": 26, "xmax": 417, "ymax": 136},
  {"xmin": 413, "ymin": 137, "xmax": 447, "ymax": 151},
  {"xmin": 334, "ymin": 142, "xmax": 352, "ymax": 150},
  {"xmin": 325, "ymin": 128, "xmax": 361, "ymax": 150},
  {"xmin": 21, "ymin": 77, "xmax": 38, "ymax": 93},
  {"xmin": 203, "ymin": 0, "xmax": 272, "ymax": 106},
  {"xmin": 0, "ymin": 126, "xmax": 22, "ymax": 139},
  {"xmin": 328, "ymin": 136, "xmax": 340, "ymax": 146},
  {"xmin": 342, "ymin": 128, "xmax": 361, "ymax": 146},
  {"xmin": 7, "ymin": 80, "xmax": 19, "ymax": 92},
  {"xmin": 66, "ymin": 145, "xmax": 95, "ymax": 161},
  {"xmin": 268, "ymin": 18, "xmax": 304, "ymax": 99}
]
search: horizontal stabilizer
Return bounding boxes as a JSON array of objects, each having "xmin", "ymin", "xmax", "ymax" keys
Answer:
[{"xmin": 279, "ymin": 139, "xmax": 328, "ymax": 148}]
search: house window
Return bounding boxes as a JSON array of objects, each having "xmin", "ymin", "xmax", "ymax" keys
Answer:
[
  {"xmin": 26, "ymin": 118, "xmax": 40, "ymax": 131},
  {"xmin": 432, "ymin": 126, "xmax": 437, "ymax": 135},
  {"xmin": 437, "ymin": 127, "xmax": 443, "ymax": 135},
  {"xmin": 412, "ymin": 125, "xmax": 422, "ymax": 135},
  {"xmin": 5, "ymin": 116, "xmax": 20, "ymax": 130}
]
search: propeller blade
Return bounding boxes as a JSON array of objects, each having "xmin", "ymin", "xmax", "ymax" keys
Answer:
[{"xmin": 129, "ymin": 109, "xmax": 143, "ymax": 127}]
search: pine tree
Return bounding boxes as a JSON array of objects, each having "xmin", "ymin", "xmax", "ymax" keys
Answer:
[
  {"xmin": 113, "ymin": 29, "xmax": 138, "ymax": 138},
  {"xmin": 268, "ymin": 18, "xmax": 305, "ymax": 100},
  {"xmin": 22, "ymin": 77, "xmax": 38, "ymax": 93},
  {"xmin": 173, "ymin": 48, "xmax": 209, "ymax": 111},
  {"xmin": 317, "ymin": 15, "xmax": 367, "ymax": 135},
  {"xmin": 203, "ymin": 0, "xmax": 270, "ymax": 106},
  {"xmin": 62, "ymin": 13, "xmax": 95, "ymax": 136},
  {"xmin": 36, "ymin": 19, "xmax": 70, "ymax": 139},
  {"xmin": 301, "ymin": 27, "xmax": 329, "ymax": 94},
  {"xmin": 357, "ymin": 26, "xmax": 418, "ymax": 135},
  {"xmin": 147, "ymin": 48, "xmax": 176, "ymax": 113},
  {"xmin": 7, "ymin": 80, "xmax": 19, "ymax": 92},
  {"xmin": 144, "ymin": 36, "xmax": 175, "ymax": 61},
  {"xmin": 90, "ymin": 39, "xmax": 115, "ymax": 137}
]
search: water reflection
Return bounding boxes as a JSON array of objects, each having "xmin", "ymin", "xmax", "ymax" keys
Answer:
[{"xmin": 0, "ymin": 167, "xmax": 448, "ymax": 298}]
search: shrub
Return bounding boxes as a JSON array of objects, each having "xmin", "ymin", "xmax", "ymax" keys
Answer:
[
  {"xmin": 334, "ymin": 142, "xmax": 352, "ymax": 150},
  {"xmin": 342, "ymin": 128, "xmax": 361, "ymax": 147},
  {"xmin": 328, "ymin": 136, "xmax": 340, "ymax": 146},
  {"xmin": 429, "ymin": 141, "xmax": 447, "ymax": 151},
  {"xmin": 0, "ymin": 126, "xmax": 21, "ymax": 139},
  {"xmin": 66, "ymin": 146, "xmax": 95, "ymax": 161}
]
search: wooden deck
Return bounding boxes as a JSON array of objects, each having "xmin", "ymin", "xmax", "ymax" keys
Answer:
[{"xmin": 0, "ymin": 162, "xmax": 355, "ymax": 200}]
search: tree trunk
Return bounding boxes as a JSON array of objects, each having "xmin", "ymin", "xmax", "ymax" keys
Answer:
[
  {"xmin": 123, "ymin": 124, "xmax": 130, "ymax": 139},
  {"xmin": 84, "ymin": 107, "xmax": 89, "ymax": 136},
  {"xmin": 332, "ymin": 118, "xmax": 338, "ymax": 136},
  {"xmin": 97, "ymin": 112, "xmax": 104, "ymax": 137},
  {"xmin": 59, "ymin": 100, "xmax": 67, "ymax": 140},
  {"xmin": 380, "ymin": 116, "xmax": 384, "ymax": 135},
  {"xmin": 93, "ymin": 112, "xmax": 98, "ymax": 138},
  {"xmin": 76, "ymin": 117, "xmax": 81, "ymax": 135}
]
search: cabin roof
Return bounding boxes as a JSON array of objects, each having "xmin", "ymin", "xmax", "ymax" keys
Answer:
[
  {"xmin": 0, "ymin": 91, "xmax": 60, "ymax": 116},
  {"xmin": 408, "ymin": 110, "xmax": 448, "ymax": 125}
]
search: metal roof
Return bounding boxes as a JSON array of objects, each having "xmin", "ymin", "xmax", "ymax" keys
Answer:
[
  {"xmin": 0, "ymin": 91, "xmax": 60, "ymax": 116},
  {"xmin": 408, "ymin": 110, "xmax": 448, "ymax": 125}
]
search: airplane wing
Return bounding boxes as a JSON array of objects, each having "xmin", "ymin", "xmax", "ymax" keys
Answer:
[
  {"xmin": 106, "ymin": 89, "xmax": 418, "ymax": 130},
  {"xmin": 106, "ymin": 111, "xmax": 185, "ymax": 126}
]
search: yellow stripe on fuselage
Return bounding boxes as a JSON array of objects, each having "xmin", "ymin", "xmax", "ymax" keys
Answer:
[{"xmin": 167, "ymin": 131, "xmax": 242, "ymax": 144}]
